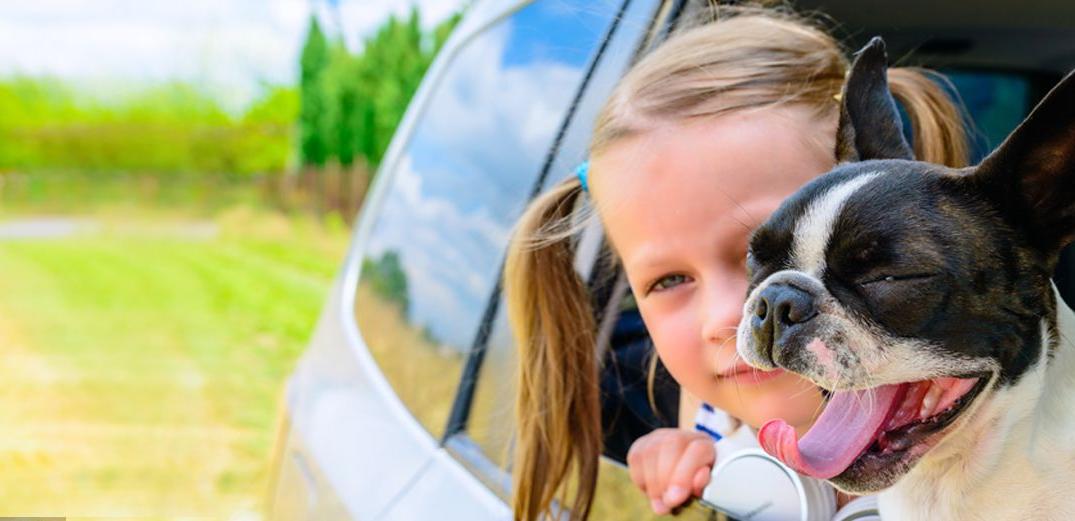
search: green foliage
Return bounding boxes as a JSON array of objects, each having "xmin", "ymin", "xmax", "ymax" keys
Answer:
[
  {"xmin": 299, "ymin": 16, "xmax": 331, "ymax": 167},
  {"xmin": 237, "ymin": 86, "xmax": 300, "ymax": 175},
  {"xmin": 298, "ymin": 8, "xmax": 461, "ymax": 169},
  {"xmin": 321, "ymin": 42, "xmax": 363, "ymax": 167},
  {"xmin": 362, "ymin": 250, "xmax": 410, "ymax": 316},
  {"xmin": 0, "ymin": 78, "xmax": 298, "ymax": 176}
]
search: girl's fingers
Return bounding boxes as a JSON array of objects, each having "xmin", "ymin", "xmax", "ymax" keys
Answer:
[
  {"xmin": 626, "ymin": 435, "xmax": 650, "ymax": 493},
  {"xmin": 645, "ymin": 434, "xmax": 673, "ymax": 515},
  {"xmin": 643, "ymin": 432, "xmax": 663, "ymax": 502},
  {"xmin": 663, "ymin": 436, "xmax": 716, "ymax": 506},
  {"xmin": 692, "ymin": 464, "xmax": 712, "ymax": 497},
  {"xmin": 626, "ymin": 429, "xmax": 714, "ymax": 515},
  {"xmin": 655, "ymin": 430, "xmax": 686, "ymax": 498}
]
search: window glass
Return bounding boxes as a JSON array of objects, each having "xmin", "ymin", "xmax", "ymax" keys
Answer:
[
  {"xmin": 355, "ymin": 0, "xmax": 621, "ymax": 437},
  {"xmin": 465, "ymin": 0, "xmax": 660, "ymax": 470}
]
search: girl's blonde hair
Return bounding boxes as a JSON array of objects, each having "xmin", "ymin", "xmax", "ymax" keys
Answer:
[{"xmin": 505, "ymin": 7, "xmax": 968, "ymax": 521}]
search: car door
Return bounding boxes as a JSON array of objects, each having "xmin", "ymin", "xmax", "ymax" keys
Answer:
[
  {"xmin": 378, "ymin": 0, "xmax": 724, "ymax": 518},
  {"xmin": 344, "ymin": 0, "xmax": 667, "ymax": 518}
]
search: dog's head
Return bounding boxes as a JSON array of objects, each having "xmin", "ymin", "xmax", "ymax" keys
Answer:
[{"xmin": 736, "ymin": 38, "xmax": 1075, "ymax": 493}]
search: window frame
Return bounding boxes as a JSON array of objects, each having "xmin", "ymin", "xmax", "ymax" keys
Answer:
[
  {"xmin": 342, "ymin": 0, "xmax": 622, "ymax": 444},
  {"xmin": 440, "ymin": 0, "xmax": 636, "ymax": 443},
  {"xmin": 437, "ymin": 0, "xmax": 690, "ymax": 503}
]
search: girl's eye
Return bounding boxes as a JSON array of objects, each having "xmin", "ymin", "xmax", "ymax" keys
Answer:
[{"xmin": 648, "ymin": 274, "xmax": 689, "ymax": 294}]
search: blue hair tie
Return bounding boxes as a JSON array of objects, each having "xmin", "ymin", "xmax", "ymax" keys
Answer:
[{"xmin": 575, "ymin": 160, "xmax": 590, "ymax": 193}]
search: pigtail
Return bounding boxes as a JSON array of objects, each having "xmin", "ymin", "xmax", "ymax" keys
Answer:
[
  {"xmin": 888, "ymin": 67, "xmax": 970, "ymax": 167},
  {"xmin": 505, "ymin": 177, "xmax": 601, "ymax": 521}
]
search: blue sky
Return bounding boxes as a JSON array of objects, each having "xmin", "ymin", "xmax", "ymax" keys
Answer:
[{"xmin": 0, "ymin": 0, "xmax": 467, "ymax": 109}]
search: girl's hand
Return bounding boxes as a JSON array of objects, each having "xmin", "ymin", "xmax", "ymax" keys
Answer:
[{"xmin": 626, "ymin": 428, "xmax": 716, "ymax": 515}]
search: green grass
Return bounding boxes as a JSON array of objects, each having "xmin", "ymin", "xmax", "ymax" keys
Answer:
[{"xmin": 0, "ymin": 206, "xmax": 348, "ymax": 517}]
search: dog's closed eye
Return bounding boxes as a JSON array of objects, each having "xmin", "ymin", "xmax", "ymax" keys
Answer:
[
  {"xmin": 857, "ymin": 273, "xmax": 940, "ymax": 303},
  {"xmin": 858, "ymin": 273, "xmax": 939, "ymax": 286}
]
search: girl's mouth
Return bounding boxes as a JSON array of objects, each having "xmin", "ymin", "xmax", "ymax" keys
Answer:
[{"xmin": 719, "ymin": 364, "xmax": 786, "ymax": 385}]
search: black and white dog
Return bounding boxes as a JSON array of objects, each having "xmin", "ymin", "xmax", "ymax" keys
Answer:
[{"xmin": 737, "ymin": 38, "xmax": 1075, "ymax": 519}]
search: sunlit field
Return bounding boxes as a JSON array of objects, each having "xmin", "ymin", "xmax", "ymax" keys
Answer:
[
  {"xmin": 0, "ymin": 206, "xmax": 349, "ymax": 517},
  {"xmin": 0, "ymin": 0, "xmax": 476, "ymax": 516}
]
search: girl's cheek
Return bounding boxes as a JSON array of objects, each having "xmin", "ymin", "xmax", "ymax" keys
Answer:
[
  {"xmin": 639, "ymin": 293, "xmax": 692, "ymax": 336},
  {"xmin": 646, "ymin": 308, "xmax": 707, "ymax": 378}
]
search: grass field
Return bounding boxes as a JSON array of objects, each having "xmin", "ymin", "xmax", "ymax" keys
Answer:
[{"xmin": 0, "ymin": 206, "xmax": 349, "ymax": 518}]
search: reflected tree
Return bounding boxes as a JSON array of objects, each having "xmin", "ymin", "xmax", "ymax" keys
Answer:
[{"xmin": 362, "ymin": 250, "xmax": 410, "ymax": 316}]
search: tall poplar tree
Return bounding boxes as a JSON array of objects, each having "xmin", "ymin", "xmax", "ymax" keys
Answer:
[{"xmin": 299, "ymin": 16, "xmax": 330, "ymax": 167}]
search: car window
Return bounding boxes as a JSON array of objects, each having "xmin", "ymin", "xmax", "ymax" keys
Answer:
[
  {"xmin": 354, "ymin": 0, "xmax": 626, "ymax": 438},
  {"xmin": 450, "ymin": 2, "xmax": 700, "ymax": 517},
  {"xmin": 462, "ymin": 0, "xmax": 662, "ymax": 470}
]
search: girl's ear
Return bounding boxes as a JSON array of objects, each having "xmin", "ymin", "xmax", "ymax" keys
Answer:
[
  {"xmin": 971, "ymin": 70, "xmax": 1075, "ymax": 254},
  {"xmin": 834, "ymin": 37, "xmax": 915, "ymax": 163}
]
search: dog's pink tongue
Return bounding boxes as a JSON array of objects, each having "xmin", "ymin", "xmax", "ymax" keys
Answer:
[{"xmin": 758, "ymin": 384, "xmax": 905, "ymax": 479}]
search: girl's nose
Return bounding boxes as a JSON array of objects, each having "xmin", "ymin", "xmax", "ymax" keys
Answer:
[{"xmin": 700, "ymin": 278, "xmax": 747, "ymax": 347}]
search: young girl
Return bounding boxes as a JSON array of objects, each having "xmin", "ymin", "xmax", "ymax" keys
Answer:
[{"xmin": 504, "ymin": 7, "xmax": 968, "ymax": 520}]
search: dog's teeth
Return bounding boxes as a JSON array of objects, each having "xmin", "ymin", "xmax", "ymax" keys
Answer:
[
  {"xmin": 919, "ymin": 382, "xmax": 943, "ymax": 419},
  {"xmin": 886, "ymin": 381, "xmax": 930, "ymax": 430}
]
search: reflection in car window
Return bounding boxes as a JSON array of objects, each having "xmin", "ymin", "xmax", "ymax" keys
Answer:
[{"xmin": 355, "ymin": 0, "xmax": 621, "ymax": 437}]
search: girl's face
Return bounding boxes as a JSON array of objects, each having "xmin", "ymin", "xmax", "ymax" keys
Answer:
[{"xmin": 590, "ymin": 105, "xmax": 837, "ymax": 434}]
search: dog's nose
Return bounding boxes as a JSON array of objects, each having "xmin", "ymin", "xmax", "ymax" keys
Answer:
[{"xmin": 752, "ymin": 283, "xmax": 818, "ymax": 364}]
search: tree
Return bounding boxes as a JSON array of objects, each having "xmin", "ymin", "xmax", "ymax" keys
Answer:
[
  {"xmin": 299, "ymin": 16, "xmax": 330, "ymax": 167},
  {"xmin": 362, "ymin": 250, "xmax": 410, "ymax": 316},
  {"xmin": 298, "ymin": 8, "xmax": 463, "ymax": 172},
  {"xmin": 321, "ymin": 42, "xmax": 362, "ymax": 167}
]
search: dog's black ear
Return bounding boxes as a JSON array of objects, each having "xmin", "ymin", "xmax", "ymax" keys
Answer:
[
  {"xmin": 972, "ymin": 71, "xmax": 1075, "ymax": 254},
  {"xmin": 834, "ymin": 37, "xmax": 914, "ymax": 163}
]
